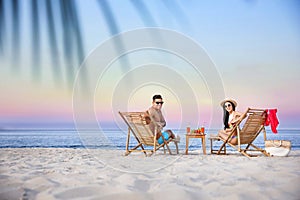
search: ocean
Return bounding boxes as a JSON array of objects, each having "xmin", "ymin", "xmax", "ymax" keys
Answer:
[{"xmin": 0, "ymin": 128, "xmax": 299, "ymax": 151}]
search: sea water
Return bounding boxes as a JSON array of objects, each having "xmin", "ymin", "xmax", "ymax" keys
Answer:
[{"xmin": 0, "ymin": 128, "xmax": 299, "ymax": 151}]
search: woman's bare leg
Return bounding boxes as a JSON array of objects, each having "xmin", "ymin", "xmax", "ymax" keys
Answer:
[
  {"xmin": 218, "ymin": 129, "xmax": 228, "ymax": 140},
  {"xmin": 218, "ymin": 129, "xmax": 237, "ymax": 145}
]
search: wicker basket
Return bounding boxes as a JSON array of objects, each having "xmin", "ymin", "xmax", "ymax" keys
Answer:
[{"xmin": 265, "ymin": 140, "xmax": 291, "ymax": 156}]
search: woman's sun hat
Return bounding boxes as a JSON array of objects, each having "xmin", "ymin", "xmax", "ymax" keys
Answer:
[{"xmin": 220, "ymin": 98, "xmax": 237, "ymax": 107}]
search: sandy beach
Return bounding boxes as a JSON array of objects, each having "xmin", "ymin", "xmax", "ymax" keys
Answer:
[{"xmin": 0, "ymin": 148, "xmax": 299, "ymax": 200}]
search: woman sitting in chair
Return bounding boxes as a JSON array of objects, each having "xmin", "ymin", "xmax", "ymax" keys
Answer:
[{"xmin": 218, "ymin": 98, "xmax": 244, "ymax": 145}]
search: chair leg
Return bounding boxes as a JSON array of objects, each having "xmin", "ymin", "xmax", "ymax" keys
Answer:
[
  {"xmin": 126, "ymin": 143, "xmax": 147, "ymax": 156},
  {"xmin": 140, "ymin": 145, "xmax": 147, "ymax": 156},
  {"xmin": 210, "ymin": 138, "xmax": 213, "ymax": 154},
  {"xmin": 175, "ymin": 142, "xmax": 179, "ymax": 154},
  {"xmin": 125, "ymin": 128, "xmax": 131, "ymax": 155},
  {"xmin": 217, "ymin": 142, "xmax": 227, "ymax": 155},
  {"xmin": 165, "ymin": 143, "xmax": 172, "ymax": 155},
  {"xmin": 240, "ymin": 150, "xmax": 251, "ymax": 158},
  {"xmin": 210, "ymin": 137, "xmax": 226, "ymax": 155},
  {"xmin": 249, "ymin": 144, "xmax": 271, "ymax": 157}
]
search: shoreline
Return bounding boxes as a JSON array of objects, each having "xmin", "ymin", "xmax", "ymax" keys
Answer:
[{"xmin": 1, "ymin": 148, "xmax": 300, "ymax": 200}]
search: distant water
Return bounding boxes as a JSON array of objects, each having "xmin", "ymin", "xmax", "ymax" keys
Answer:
[{"xmin": 0, "ymin": 128, "xmax": 299, "ymax": 151}]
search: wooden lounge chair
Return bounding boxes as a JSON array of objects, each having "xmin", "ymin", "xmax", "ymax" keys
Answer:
[
  {"xmin": 119, "ymin": 111, "xmax": 179, "ymax": 156},
  {"xmin": 209, "ymin": 108, "xmax": 271, "ymax": 158}
]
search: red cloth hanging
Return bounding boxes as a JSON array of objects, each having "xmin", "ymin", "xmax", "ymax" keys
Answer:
[{"xmin": 265, "ymin": 109, "xmax": 279, "ymax": 133}]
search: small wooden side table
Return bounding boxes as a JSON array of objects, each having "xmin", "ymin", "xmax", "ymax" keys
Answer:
[{"xmin": 185, "ymin": 134, "xmax": 206, "ymax": 155}]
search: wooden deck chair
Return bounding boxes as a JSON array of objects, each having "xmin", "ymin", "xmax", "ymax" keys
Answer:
[
  {"xmin": 209, "ymin": 108, "xmax": 271, "ymax": 158},
  {"xmin": 119, "ymin": 111, "xmax": 179, "ymax": 156}
]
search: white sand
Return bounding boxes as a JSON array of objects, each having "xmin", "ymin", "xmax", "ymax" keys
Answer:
[{"xmin": 0, "ymin": 148, "xmax": 300, "ymax": 200}]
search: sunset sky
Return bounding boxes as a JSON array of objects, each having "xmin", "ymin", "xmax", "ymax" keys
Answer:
[{"xmin": 0, "ymin": 0, "xmax": 299, "ymax": 130}]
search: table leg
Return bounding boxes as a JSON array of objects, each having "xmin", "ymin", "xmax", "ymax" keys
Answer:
[
  {"xmin": 210, "ymin": 138, "xmax": 213, "ymax": 154},
  {"xmin": 202, "ymin": 137, "xmax": 206, "ymax": 155},
  {"xmin": 185, "ymin": 136, "xmax": 189, "ymax": 155}
]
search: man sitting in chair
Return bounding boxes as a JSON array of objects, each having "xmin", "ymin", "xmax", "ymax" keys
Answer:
[{"xmin": 146, "ymin": 94, "xmax": 180, "ymax": 145}]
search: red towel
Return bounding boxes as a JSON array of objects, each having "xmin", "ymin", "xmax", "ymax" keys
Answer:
[{"xmin": 265, "ymin": 109, "xmax": 279, "ymax": 133}]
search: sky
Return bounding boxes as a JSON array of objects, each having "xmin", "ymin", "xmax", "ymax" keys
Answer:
[{"xmin": 0, "ymin": 0, "xmax": 300, "ymax": 130}]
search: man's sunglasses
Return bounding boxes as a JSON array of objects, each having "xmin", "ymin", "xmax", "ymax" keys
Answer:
[{"xmin": 155, "ymin": 101, "xmax": 164, "ymax": 105}]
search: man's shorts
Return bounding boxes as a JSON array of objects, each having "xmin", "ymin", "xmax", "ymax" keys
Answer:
[{"xmin": 157, "ymin": 131, "xmax": 170, "ymax": 144}]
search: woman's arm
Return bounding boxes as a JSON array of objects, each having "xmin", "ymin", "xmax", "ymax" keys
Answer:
[{"xmin": 231, "ymin": 111, "xmax": 246, "ymax": 124}]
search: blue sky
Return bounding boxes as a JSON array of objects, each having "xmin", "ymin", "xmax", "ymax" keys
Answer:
[{"xmin": 0, "ymin": 0, "xmax": 300, "ymax": 129}]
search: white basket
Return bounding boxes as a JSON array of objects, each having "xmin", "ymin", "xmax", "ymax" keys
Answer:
[{"xmin": 265, "ymin": 140, "xmax": 291, "ymax": 157}]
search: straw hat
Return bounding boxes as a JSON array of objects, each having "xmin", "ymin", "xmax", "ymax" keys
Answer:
[{"xmin": 220, "ymin": 98, "xmax": 237, "ymax": 107}]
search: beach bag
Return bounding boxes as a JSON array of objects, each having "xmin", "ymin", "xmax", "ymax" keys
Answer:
[{"xmin": 265, "ymin": 140, "xmax": 291, "ymax": 157}]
